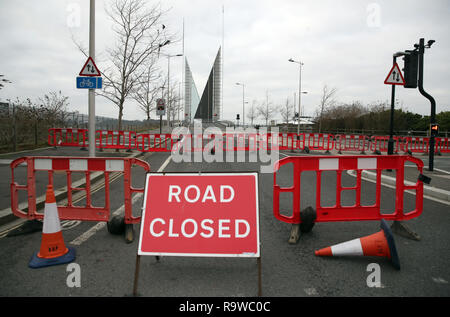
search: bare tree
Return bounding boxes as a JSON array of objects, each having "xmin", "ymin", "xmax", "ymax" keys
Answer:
[
  {"xmin": 246, "ymin": 100, "xmax": 258, "ymax": 126},
  {"xmin": 318, "ymin": 84, "xmax": 338, "ymax": 133},
  {"xmin": 38, "ymin": 91, "xmax": 70, "ymax": 126},
  {"xmin": 167, "ymin": 80, "xmax": 182, "ymax": 124},
  {"xmin": 280, "ymin": 97, "xmax": 294, "ymax": 124},
  {"xmin": 131, "ymin": 55, "xmax": 164, "ymax": 128},
  {"xmin": 257, "ymin": 91, "xmax": 277, "ymax": 126},
  {"xmin": 78, "ymin": 0, "xmax": 173, "ymax": 131}
]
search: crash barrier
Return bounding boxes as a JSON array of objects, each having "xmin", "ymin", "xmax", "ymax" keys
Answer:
[
  {"xmin": 48, "ymin": 128, "xmax": 88, "ymax": 148},
  {"xmin": 273, "ymin": 155, "xmax": 424, "ymax": 225},
  {"xmin": 96, "ymin": 130, "xmax": 137, "ymax": 150},
  {"xmin": 48, "ymin": 129, "xmax": 449, "ymax": 154},
  {"xmin": 10, "ymin": 156, "xmax": 150, "ymax": 225}
]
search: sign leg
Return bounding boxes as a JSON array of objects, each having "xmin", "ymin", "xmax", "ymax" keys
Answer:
[
  {"xmin": 132, "ymin": 254, "xmax": 141, "ymax": 296},
  {"xmin": 257, "ymin": 257, "xmax": 262, "ymax": 297}
]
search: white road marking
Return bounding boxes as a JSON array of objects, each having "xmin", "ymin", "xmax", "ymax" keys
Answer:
[
  {"xmin": 158, "ymin": 154, "xmax": 172, "ymax": 172},
  {"xmin": 346, "ymin": 170, "xmax": 450, "ymax": 206}
]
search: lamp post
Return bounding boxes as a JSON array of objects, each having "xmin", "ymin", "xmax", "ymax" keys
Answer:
[
  {"xmin": 236, "ymin": 82, "xmax": 245, "ymax": 127},
  {"xmin": 161, "ymin": 53, "xmax": 183, "ymax": 128},
  {"xmin": 288, "ymin": 58, "xmax": 304, "ymax": 135}
]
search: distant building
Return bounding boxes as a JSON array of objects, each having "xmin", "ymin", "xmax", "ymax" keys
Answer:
[{"xmin": 184, "ymin": 47, "xmax": 222, "ymax": 122}]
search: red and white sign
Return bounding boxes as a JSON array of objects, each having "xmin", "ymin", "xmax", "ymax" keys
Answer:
[
  {"xmin": 138, "ymin": 173, "xmax": 260, "ymax": 257},
  {"xmin": 79, "ymin": 57, "xmax": 101, "ymax": 76},
  {"xmin": 384, "ymin": 63, "xmax": 405, "ymax": 85}
]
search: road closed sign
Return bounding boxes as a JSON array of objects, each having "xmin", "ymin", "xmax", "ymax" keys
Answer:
[{"xmin": 138, "ymin": 173, "xmax": 260, "ymax": 257}]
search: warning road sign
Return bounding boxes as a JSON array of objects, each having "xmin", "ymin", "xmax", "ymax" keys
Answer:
[
  {"xmin": 138, "ymin": 173, "xmax": 260, "ymax": 257},
  {"xmin": 79, "ymin": 57, "xmax": 101, "ymax": 77},
  {"xmin": 384, "ymin": 63, "xmax": 405, "ymax": 85},
  {"xmin": 156, "ymin": 98, "xmax": 165, "ymax": 116}
]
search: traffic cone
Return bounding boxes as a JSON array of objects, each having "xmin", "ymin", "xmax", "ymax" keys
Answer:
[
  {"xmin": 29, "ymin": 185, "xmax": 76, "ymax": 268},
  {"xmin": 315, "ymin": 219, "xmax": 400, "ymax": 270}
]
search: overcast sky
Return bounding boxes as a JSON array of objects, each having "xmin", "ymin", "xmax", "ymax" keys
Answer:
[{"xmin": 0, "ymin": 0, "xmax": 449, "ymax": 124}]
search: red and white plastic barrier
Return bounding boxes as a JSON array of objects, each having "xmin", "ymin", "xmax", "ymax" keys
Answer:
[
  {"xmin": 10, "ymin": 156, "xmax": 150, "ymax": 225},
  {"xmin": 273, "ymin": 155, "xmax": 424, "ymax": 224}
]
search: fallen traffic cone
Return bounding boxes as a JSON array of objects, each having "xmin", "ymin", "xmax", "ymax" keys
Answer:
[
  {"xmin": 29, "ymin": 185, "xmax": 76, "ymax": 268},
  {"xmin": 315, "ymin": 219, "xmax": 400, "ymax": 270}
]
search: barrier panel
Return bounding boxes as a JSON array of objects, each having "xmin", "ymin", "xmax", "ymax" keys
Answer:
[
  {"xmin": 336, "ymin": 134, "xmax": 370, "ymax": 154},
  {"xmin": 369, "ymin": 136, "xmax": 389, "ymax": 153},
  {"xmin": 306, "ymin": 133, "xmax": 334, "ymax": 152},
  {"xmin": 136, "ymin": 133, "xmax": 175, "ymax": 152},
  {"xmin": 273, "ymin": 155, "xmax": 424, "ymax": 225},
  {"xmin": 10, "ymin": 156, "xmax": 150, "ymax": 225},
  {"xmin": 400, "ymin": 136, "xmax": 429, "ymax": 154},
  {"xmin": 48, "ymin": 128, "xmax": 88, "ymax": 148},
  {"xmin": 96, "ymin": 130, "xmax": 137, "ymax": 150},
  {"xmin": 435, "ymin": 137, "xmax": 449, "ymax": 153}
]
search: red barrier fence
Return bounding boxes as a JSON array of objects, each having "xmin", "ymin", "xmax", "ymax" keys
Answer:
[
  {"xmin": 436, "ymin": 137, "xmax": 449, "ymax": 153},
  {"xmin": 48, "ymin": 128, "xmax": 88, "ymax": 148},
  {"xmin": 10, "ymin": 156, "xmax": 150, "ymax": 225},
  {"xmin": 336, "ymin": 134, "xmax": 370, "ymax": 154},
  {"xmin": 96, "ymin": 130, "xmax": 137, "ymax": 150},
  {"xmin": 306, "ymin": 133, "xmax": 334, "ymax": 152},
  {"xmin": 273, "ymin": 155, "xmax": 424, "ymax": 224},
  {"xmin": 48, "ymin": 129, "xmax": 449, "ymax": 154}
]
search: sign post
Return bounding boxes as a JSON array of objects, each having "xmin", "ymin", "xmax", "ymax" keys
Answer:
[
  {"xmin": 133, "ymin": 172, "xmax": 261, "ymax": 296},
  {"xmin": 384, "ymin": 61, "xmax": 405, "ymax": 155},
  {"xmin": 156, "ymin": 98, "xmax": 165, "ymax": 134}
]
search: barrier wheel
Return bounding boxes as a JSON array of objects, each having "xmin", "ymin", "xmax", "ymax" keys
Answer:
[
  {"xmin": 107, "ymin": 214, "xmax": 125, "ymax": 235},
  {"xmin": 300, "ymin": 206, "xmax": 316, "ymax": 233}
]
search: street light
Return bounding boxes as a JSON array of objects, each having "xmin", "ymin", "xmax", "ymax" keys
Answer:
[
  {"xmin": 161, "ymin": 53, "xmax": 183, "ymax": 128},
  {"xmin": 236, "ymin": 82, "xmax": 245, "ymax": 127},
  {"xmin": 288, "ymin": 58, "xmax": 304, "ymax": 135}
]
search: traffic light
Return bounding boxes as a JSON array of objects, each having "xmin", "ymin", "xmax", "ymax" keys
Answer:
[
  {"xmin": 236, "ymin": 114, "xmax": 240, "ymax": 120},
  {"xmin": 402, "ymin": 50, "xmax": 419, "ymax": 88},
  {"xmin": 430, "ymin": 123, "xmax": 439, "ymax": 136}
]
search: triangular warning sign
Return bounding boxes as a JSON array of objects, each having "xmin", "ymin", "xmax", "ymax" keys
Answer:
[
  {"xmin": 384, "ymin": 63, "xmax": 405, "ymax": 85},
  {"xmin": 79, "ymin": 57, "xmax": 101, "ymax": 76}
]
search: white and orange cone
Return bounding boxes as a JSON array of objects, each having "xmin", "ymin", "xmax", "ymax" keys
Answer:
[
  {"xmin": 29, "ymin": 185, "xmax": 76, "ymax": 268},
  {"xmin": 315, "ymin": 219, "xmax": 400, "ymax": 270}
]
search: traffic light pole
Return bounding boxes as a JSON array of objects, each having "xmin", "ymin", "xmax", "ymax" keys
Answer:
[
  {"xmin": 417, "ymin": 38, "xmax": 436, "ymax": 171},
  {"xmin": 387, "ymin": 55, "xmax": 397, "ymax": 155}
]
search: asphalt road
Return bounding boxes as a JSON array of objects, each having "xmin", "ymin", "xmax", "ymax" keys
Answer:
[{"xmin": 0, "ymin": 145, "xmax": 449, "ymax": 299}]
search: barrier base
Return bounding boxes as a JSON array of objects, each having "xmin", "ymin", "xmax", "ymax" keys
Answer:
[
  {"xmin": 125, "ymin": 224, "xmax": 134, "ymax": 244},
  {"xmin": 391, "ymin": 221, "xmax": 421, "ymax": 241},
  {"xmin": 28, "ymin": 247, "xmax": 76, "ymax": 269},
  {"xmin": 288, "ymin": 224, "xmax": 300, "ymax": 244}
]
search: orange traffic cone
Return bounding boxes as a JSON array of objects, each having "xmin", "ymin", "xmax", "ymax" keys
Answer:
[
  {"xmin": 315, "ymin": 219, "xmax": 400, "ymax": 270},
  {"xmin": 29, "ymin": 185, "xmax": 76, "ymax": 268}
]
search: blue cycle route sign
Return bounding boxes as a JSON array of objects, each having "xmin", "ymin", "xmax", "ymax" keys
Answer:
[{"xmin": 76, "ymin": 76, "xmax": 102, "ymax": 89}]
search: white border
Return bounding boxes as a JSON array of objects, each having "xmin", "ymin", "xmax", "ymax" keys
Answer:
[{"xmin": 137, "ymin": 172, "xmax": 260, "ymax": 258}]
